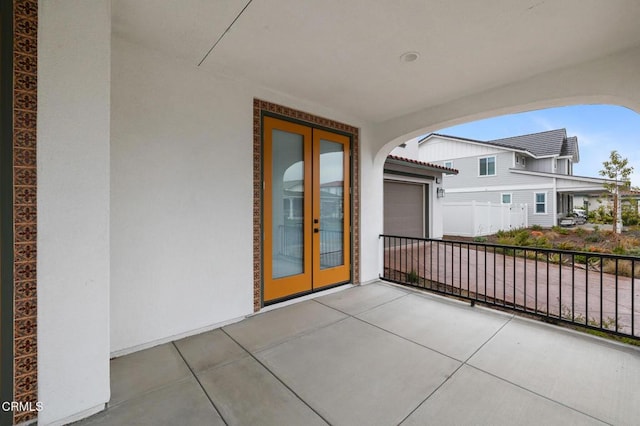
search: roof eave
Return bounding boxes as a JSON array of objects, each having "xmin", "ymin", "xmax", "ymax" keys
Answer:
[
  {"xmin": 385, "ymin": 156, "xmax": 459, "ymax": 175},
  {"xmin": 509, "ymin": 169, "xmax": 622, "ymax": 185},
  {"xmin": 420, "ymin": 134, "xmax": 534, "ymax": 156}
]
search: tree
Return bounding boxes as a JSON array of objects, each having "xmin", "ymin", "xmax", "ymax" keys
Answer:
[{"xmin": 599, "ymin": 150, "xmax": 634, "ymax": 233}]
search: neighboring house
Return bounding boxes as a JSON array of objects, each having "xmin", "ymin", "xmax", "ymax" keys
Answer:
[
  {"xmin": 575, "ymin": 189, "xmax": 640, "ymax": 215},
  {"xmin": 383, "ymin": 155, "xmax": 458, "ymax": 239},
  {"xmin": 396, "ymin": 129, "xmax": 616, "ymax": 228}
]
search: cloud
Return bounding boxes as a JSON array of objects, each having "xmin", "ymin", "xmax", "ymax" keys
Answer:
[{"xmin": 530, "ymin": 116, "xmax": 555, "ymax": 131}]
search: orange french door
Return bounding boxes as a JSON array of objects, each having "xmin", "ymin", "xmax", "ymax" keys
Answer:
[{"xmin": 263, "ymin": 117, "xmax": 351, "ymax": 302}]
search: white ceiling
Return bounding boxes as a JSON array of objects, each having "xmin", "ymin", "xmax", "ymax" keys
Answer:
[{"xmin": 112, "ymin": 0, "xmax": 640, "ymax": 123}]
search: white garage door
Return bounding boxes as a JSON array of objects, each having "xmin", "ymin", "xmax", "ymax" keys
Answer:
[{"xmin": 384, "ymin": 180, "xmax": 427, "ymax": 237}]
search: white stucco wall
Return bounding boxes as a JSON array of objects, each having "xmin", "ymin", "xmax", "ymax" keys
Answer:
[
  {"xmin": 110, "ymin": 36, "xmax": 372, "ymax": 353},
  {"xmin": 37, "ymin": 1, "xmax": 111, "ymax": 424},
  {"xmin": 110, "ymin": 36, "xmax": 254, "ymax": 353},
  {"xmin": 431, "ymin": 182, "xmax": 445, "ymax": 239},
  {"xmin": 389, "ymin": 136, "xmax": 420, "ymax": 159},
  {"xmin": 357, "ymin": 126, "xmax": 385, "ymax": 282}
]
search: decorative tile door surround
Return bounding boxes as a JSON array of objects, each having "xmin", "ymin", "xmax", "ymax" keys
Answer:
[{"xmin": 253, "ymin": 99, "xmax": 360, "ymax": 310}]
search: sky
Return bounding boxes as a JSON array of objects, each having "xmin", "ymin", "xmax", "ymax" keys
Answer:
[{"xmin": 436, "ymin": 105, "xmax": 640, "ymax": 187}]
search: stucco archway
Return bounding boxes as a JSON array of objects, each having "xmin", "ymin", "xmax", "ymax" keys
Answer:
[
  {"xmin": 366, "ymin": 95, "xmax": 640, "ymax": 277},
  {"xmin": 374, "ymin": 95, "xmax": 640, "ymax": 168}
]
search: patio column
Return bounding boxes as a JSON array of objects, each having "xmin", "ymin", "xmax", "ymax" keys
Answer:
[{"xmin": 38, "ymin": 0, "xmax": 111, "ymax": 424}]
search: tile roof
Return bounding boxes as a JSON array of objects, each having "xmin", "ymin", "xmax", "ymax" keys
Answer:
[
  {"xmin": 425, "ymin": 128, "xmax": 579, "ymax": 160},
  {"xmin": 561, "ymin": 136, "xmax": 579, "ymax": 159},
  {"xmin": 386, "ymin": 155, "xmax": 459, "ymax": 174},
  {"xmin": 486, "ymin": 128, "xmax": 568, "ymax": 157}
]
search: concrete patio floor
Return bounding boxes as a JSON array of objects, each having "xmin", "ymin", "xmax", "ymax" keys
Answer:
[{"xmin": 77, "ymin": 281, "xmax": 640, "ymax": 425}]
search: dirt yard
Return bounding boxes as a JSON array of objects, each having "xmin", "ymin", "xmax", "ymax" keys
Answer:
[{"xmin": 444, "ymin": 226, "xmax": 640, "ymax": 257}]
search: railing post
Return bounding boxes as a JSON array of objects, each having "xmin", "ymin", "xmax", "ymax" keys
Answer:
[{"xmin": 378, "ymin": 234, "xmax": 384, "ymax": 279}]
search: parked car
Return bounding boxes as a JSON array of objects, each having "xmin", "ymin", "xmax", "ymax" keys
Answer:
[
  {"xmin": 560, "ymin": 212, "xmax": 586, "ymax": 227},
  {"xmin": 573, "ymin": 208, "xmax": 587, "ymax": 218},
  {"xmin": 573, "ymin": 209, "xmax": 588, "ymax": 221}
]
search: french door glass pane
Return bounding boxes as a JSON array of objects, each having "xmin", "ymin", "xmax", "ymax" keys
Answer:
[
  {"xmin": 272, "ymin": 129, "xmax": 304, "ymax": 279},
  {"xmin": 319, "ymin": 139, "xmax": 344, "ymax": 269}
]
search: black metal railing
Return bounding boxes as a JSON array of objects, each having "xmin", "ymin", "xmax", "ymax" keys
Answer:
[
  {"xmin": 279, "ymin": 224, "xmax": 344, "ymax": 267},
  {"xmin": 380, "ymin": 234, "xmax": 639, "ymax": 341},
  {"xmin": 318, "ymin": 228, "xmax": 344, "ymax": 268},
  {"xmin": 279, "ymin": 224, "xmax": 304, "ymax": 259}
]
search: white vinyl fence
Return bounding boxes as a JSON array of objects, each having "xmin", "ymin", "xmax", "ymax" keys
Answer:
[{"xmin": 443, "ymin": 202, "xmax": 528, "ymax": 237}]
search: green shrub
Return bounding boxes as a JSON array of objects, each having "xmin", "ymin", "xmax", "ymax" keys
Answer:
[
  {"xmin": 496, "ymin": 229, "xmax": 519, "ymax": 238},
  {"xmin": 593, "ymin": 206, "xmax": 613, "ymax": 224},
  {"xmin": 514, "ymin": 230, "xmax": 531, "ymax": 246},
  {"xmin": 551, "ymin": 226, "xmax": 569, "ymax": 235},
  {"xmin": 622, "ymin": 200, "xmax": 639, "ymax": 226},
  {"xmin": 622, "ymin": 210, "xmax": 639, "ymax": 226},
  {"xmin": 625, "ymin": 247, "xmax": 640, "ymax": 257},
  {"xmin": 497, "ymin": 237, "xmax": 515, "ymax": 246},
  {"xmin": 406, "ymin": 270, "xmax": 419, "ymax": 283},
  {"xmin": 555, "ymin": 241, "xmax": 577, "ymax": 251},
  {"xmin": 532, "ymin": 236, "xmax": 551, "ymax": 248},
  {"xmin": 574, "ymin": 254, "xmax": 587, "ymax": 264},
  {"xmin": 531, "ymin": 224, "xmax": 543, "ymax": 231},
  {"xmin": 612, "ymin": 245, "xmax": 627, "ymax": 255}
]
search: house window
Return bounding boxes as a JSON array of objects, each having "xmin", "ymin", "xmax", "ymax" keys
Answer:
[
  {"xmin": 479, "ymin": 156, "xmax": 496, "ymax": 176},
  {"xmin": 522, "ymin": 157, "xmax": 526, "ymax": 166},
  {"xmin": 501, "ymin": 193, "xmax": 512, "ymax": 204},
  {"xmin": 515, "ymin": 155, "xmax": 519, "ymax": 164},
  {"xmin": 535, "ymin": 192, "xmax": 547, "ymax": 214},
  {"xmin": 444, "ymin": 160, "xmax": 454, "ymax": 175}
]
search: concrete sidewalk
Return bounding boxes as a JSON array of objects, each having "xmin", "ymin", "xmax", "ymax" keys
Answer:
[{"xmin": 77, "ymin": 282, "xmax": 640, "ymax": 425}]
